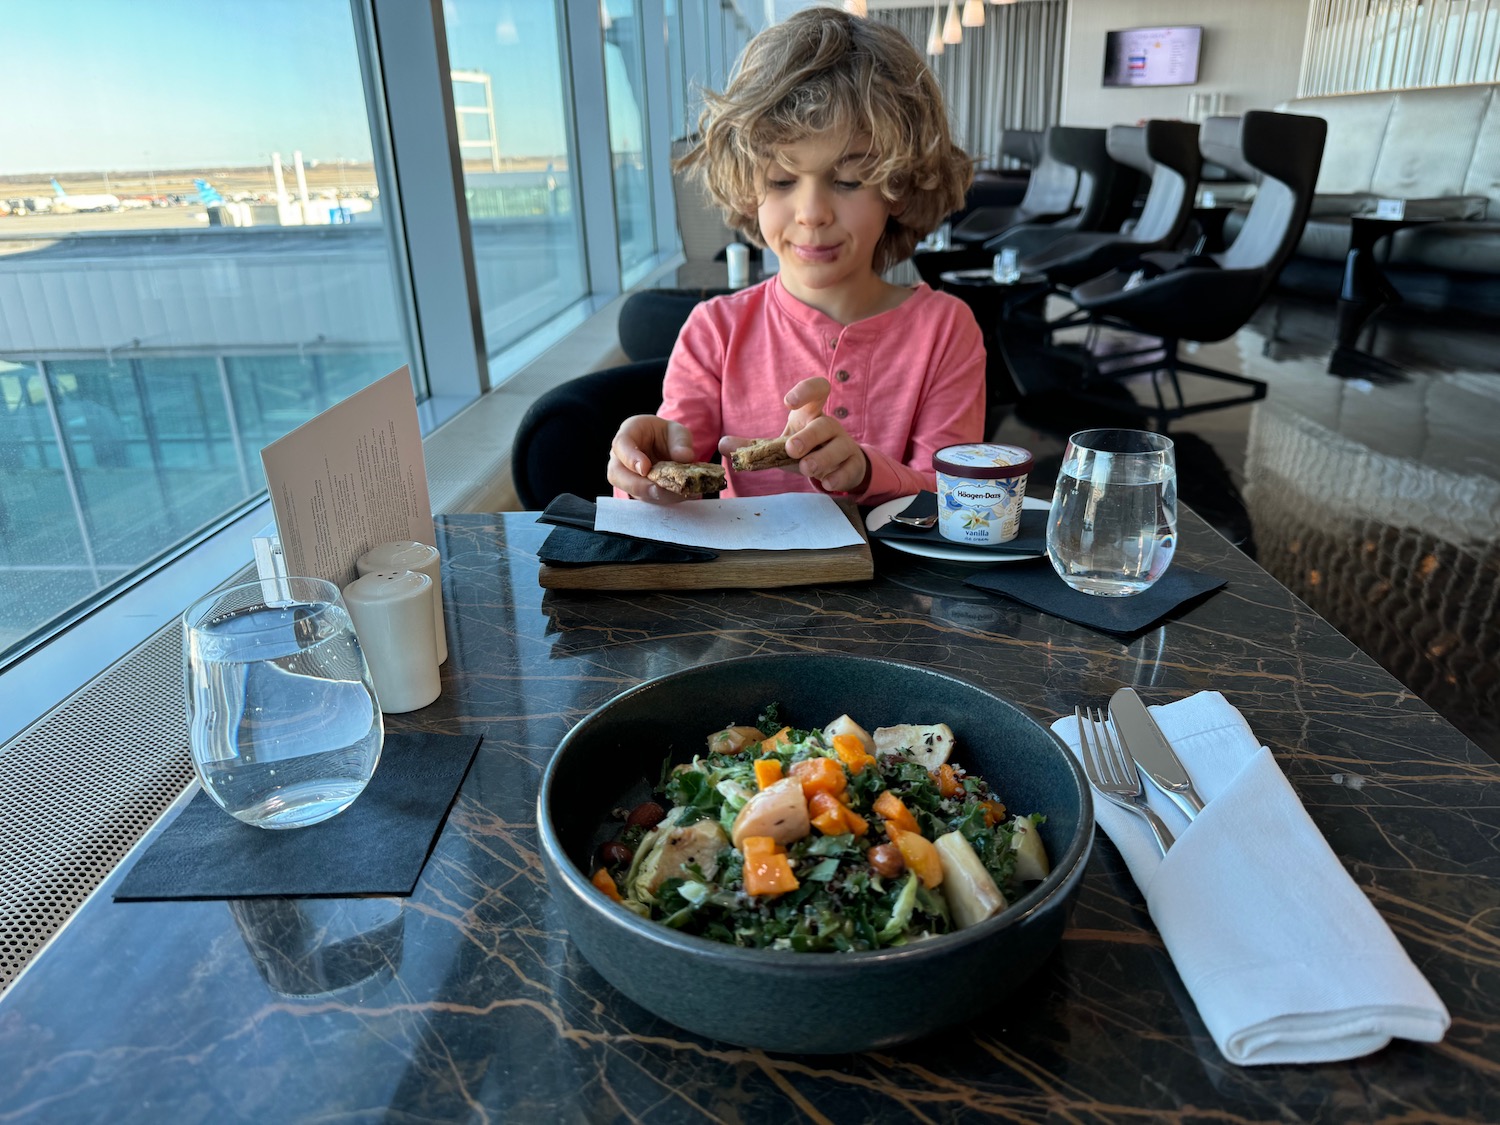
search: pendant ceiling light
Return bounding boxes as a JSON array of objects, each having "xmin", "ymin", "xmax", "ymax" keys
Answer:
[
  {"xmin": 962, "ymin": 0, "xmax": 986, "ymax": 26},
  {"xmin": 843, "ymin": 0, "xmax": 867, "ymax": 16},
  {"xmin": 943, "ymin": 1, "xmax": 964, "ymax": 44},
  {"xmin": 927, "ymin": 3, "xmax": 945, "ymax": 55}
]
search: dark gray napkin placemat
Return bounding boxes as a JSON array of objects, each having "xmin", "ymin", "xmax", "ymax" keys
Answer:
[
  {"xmin": 872, "ymin": 492, "xmax": 1048, "ymax": 555},
  {"xmin": 538, "ymin": 493, "xmax": 607, "ymax": 532},
  {"xmin": 537, "ymin": 494, "xmax": 717, "ymax": 565},
  {"xmin": 113, "ymin": 731, "xmax": 483, "ymax": 901},
  {"xmin": 539, "ymin": 526, "xmax": 717, "ymax": 566},
  {"xmin": 965, "ymin": 560, "xmax": 1226, "ymax": 634}
]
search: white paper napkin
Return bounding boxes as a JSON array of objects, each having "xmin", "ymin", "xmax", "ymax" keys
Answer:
[
  {"xmin": 595, "ymin": 494, "xmax": 863, "ymax": 551},
  {"xmin": 1053, "ymin": 691, "xmax": 1450, "ymax": 1066}
]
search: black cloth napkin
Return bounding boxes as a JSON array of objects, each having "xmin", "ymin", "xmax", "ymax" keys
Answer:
[
  {"xmin": 872, "ymin": 492, "xmax": 1048, "ymax": 555},
  {"xmin": 537, "ymin": 494, "xmax": 717, "ymax": 566},
  {"xmin": 113, "ymin": 731, "xmax": 482, "ymax": 901},
  {"xmin": 965, "ymin": 559, "xmax": 1226, "ymax": 635}
]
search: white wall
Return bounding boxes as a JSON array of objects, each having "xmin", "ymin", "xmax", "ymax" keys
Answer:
[{"xmin": 1060, "ymin": 0, "xmax": 1311, "ymax": 126}]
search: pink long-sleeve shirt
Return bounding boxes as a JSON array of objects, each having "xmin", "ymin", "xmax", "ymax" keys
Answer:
[{"xmin": 659, "ymin": 276, "xmax": 986, "ymax": 506}]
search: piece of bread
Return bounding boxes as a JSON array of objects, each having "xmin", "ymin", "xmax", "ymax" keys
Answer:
[
  {"xmin": 729, "ymin": 436, "xmax": 800, "ymax": 472},
  {"xmin": 647, "ymin": 460, "xmax": 726, "ymax": 496}
]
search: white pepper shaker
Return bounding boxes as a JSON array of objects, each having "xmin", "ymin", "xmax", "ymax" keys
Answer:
[
  {"xmin": 342, "ymin": 570, "xmax": 441, "ymax": 714},
  {"xmin": 726, "ymin": 242, "xmax": 750, "ymax": 287},
  {"xmin": 357, "ymin": 541, "xmax": 447, "ymax": 664}
]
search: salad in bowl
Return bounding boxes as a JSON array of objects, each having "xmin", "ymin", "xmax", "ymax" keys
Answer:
[{"xmin": 589, "ymin": 705, "xmax": 1050, "ymax": 951}]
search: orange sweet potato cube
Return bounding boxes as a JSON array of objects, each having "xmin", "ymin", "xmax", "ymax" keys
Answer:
[
  {"xmin": 872, "ymin": 790, "xmax": 920, "ymax": 835},
  {"xmin": 790, "ymin": 756, "xmax": 848, "ymax": 799}
]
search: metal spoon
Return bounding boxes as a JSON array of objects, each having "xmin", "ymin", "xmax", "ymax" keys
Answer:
[{"xmin": 888, "ymin": 513, "xmax": 937, "ymax": 529}]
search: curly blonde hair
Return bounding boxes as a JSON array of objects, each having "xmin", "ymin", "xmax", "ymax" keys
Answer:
[{"xmin": 677, "ymin": 7, "xmax": 972, "ymax": 274}]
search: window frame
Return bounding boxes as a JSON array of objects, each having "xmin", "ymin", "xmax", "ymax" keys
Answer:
[{"xmin": 0, "ymin": 0, "xmax": 760, "ymax": 743}]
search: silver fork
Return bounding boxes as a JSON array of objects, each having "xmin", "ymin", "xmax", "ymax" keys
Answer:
[{"xmin": 1075, "ymin": 706, "xmax": 1176, "ymax": 856}]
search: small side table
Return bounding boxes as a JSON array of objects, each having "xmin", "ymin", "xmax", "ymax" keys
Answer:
[
  {"xmin": 939, "ymin": 270, "xmax": 1050, "ymax": 428},
  {"xmin": 1332, "ymin": 212, "xmax": 1444, "ymax": 378},
  {"xmin": 1336, "ymin": 213, "xmax": 1444, "ymax": 345}
]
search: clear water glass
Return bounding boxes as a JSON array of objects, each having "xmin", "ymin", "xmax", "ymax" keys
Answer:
[
  {"xmin": 1046, "ymin": 429, "xmax": 1177, "ymax": 596},
  {"xmin": 184, "ymin": 576, "xmax": 383, "ymax": 829},
  {"xmin": 993, "ymin": 246, "xmax": 1021, "ymax": 284}
]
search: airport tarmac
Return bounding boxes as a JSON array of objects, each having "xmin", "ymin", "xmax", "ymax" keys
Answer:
[
  {"xmin": 0, "ymin": 163, "xmax": 381, "ymax": 203},
  {"xmin": 1, "ymin": 157, "xmax": 560, "ymax": 239}
]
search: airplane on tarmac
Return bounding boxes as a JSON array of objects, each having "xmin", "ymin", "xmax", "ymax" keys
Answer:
[
  {"xmin": 49, "ymin": 178, "xmax": 121, "ymax": 212},
  {"xmin": 194, "ymin": 179, "xmax": 225, "ymax": 206}
]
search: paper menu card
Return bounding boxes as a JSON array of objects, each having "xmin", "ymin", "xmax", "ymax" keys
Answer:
[
  {"xmin": 594, "ymin": 493, "xmax": 864, "ymax": 551},
  {"xmin": 260, "ymin": 367, "xmax": 433, "ymax": 589}
]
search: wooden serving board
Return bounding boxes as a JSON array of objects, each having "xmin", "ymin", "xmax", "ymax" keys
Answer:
[{"xmin": 537, "ymin": 500, "xmax": 873, "ymax": 591}]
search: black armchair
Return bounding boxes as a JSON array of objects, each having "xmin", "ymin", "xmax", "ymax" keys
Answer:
[
  {"xmin": 1019, "ymin": 120, "xmax": 1201, "ymax": 288},
  {"xmin": 948, "ymin": 125, "xmax": 1093, "ymax": 244},
  {"xmin": 945, "ymin": 130, "xmax": 1044, "ymax": 227},
  {"xmin": 913, "ymin": 126, "xmax": 1121, "ymax": 287},
  {"xmin": 617, "ymin": 287, "xmax": 730, "ymax": 361},
  {"xmin": 998, "ymin": 128, "xmax": 1045, "ymax": 169},
  {"xmin": 510, "ymin": 358, "xmax": 669, "ymax": 509},
  {"xmin": 980, "ymin": 126, "xmax": 1140, "ymax": 261},
  {"xmin": 1065, "ymin": 111, "xmax": 1328, "ymax": 420}
]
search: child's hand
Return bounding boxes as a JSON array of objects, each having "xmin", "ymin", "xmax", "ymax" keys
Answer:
[
  {"xmin": 608, "ymin": 414, "xmax": 698, "ymax": 502},
  {"xmin": 780, "ymin": 376, "xmax": 869, "ymax": 494}
]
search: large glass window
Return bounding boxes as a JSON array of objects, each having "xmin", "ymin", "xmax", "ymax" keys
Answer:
[
  {"xmin": 443, "ymin": 1, "xmax": 589, "ymax": 360},
  {"xmin": 604, "ymin": 0, "xmax": 658, "ymax": 275},
  {"xmin": 0, "ymin": 0, "xmax": 411, "ymax": 663}
]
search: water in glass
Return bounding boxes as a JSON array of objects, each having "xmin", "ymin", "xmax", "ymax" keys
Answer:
[
  {"xmin": 1047, "ymin": 429, "xmax": 1177, "ymax": 596},
  {"xmin": 993, "ymin": 247, "xmax": 1021, "ymax": 284},
  {"xmin": 185, "ymin": 578, "xmax": 383, "ymax": 829}
]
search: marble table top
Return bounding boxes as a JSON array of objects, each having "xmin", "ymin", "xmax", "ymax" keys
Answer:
[{"xmin": 1, "ymin": 509, "xmax": 1496, "ymax": 1122}]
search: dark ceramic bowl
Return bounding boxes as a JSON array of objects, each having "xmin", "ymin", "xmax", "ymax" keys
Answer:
[{"xmin": 537, "ymin": 653, "xmax": 1093, "ymax": 1054}]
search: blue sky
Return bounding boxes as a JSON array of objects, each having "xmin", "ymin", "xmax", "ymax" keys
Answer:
[{"xmin": 0, "ymin": 0, "xmax": 588, "ymax": 174}]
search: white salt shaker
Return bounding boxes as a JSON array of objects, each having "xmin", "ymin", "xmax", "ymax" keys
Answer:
[
  {"xmin": 342, "ymin": 570, "xmax": 441, "ymax": 714},
  {"xmin": 726, "ymin": 242, "xmax": 750, "ymax": 287},
  {"xmin": 357, "ymin": 541, "xmax": 447, "ymax": 664}
]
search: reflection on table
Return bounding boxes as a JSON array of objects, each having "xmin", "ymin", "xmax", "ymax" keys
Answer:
[{"xmin": 0, "ymin": 511, "xmax": 1496, "ymax": 1121}]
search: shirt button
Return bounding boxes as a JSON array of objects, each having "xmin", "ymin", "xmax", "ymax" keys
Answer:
[
  {"xmin": 835, "ymin": 369, "xmax": 850, "ymax": 382},
  {"xmin": 834, "ymin": 406, "xmax": 850, "ymax": 419}
]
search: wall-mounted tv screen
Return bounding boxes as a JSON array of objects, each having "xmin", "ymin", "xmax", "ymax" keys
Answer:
[{"xmin": 1102, "ymin": 26, "xmax": 1202, "ymax": 88}]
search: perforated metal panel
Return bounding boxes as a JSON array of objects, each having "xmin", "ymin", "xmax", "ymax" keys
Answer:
[{"xmin": 0, "ymin": 621, "xmax": 193, "ymax": 994}]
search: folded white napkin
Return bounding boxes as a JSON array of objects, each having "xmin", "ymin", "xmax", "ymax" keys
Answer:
[{"xmin": 1053, "ymin": 691, "xmax": 1450, "ymax": 1066}]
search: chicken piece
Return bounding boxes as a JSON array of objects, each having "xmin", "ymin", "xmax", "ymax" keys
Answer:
[
  {"xmin": 707, "ymin": 725, "xmax": 768, "ymax": 755},
  {"xmin": 872, "ymin": 723, "xmax": 955, "ymax": 770},
  {"xmin": 934, "ymin": 831, "xmax": 1007, "ymax": 928},
  {"xmin": 824, "ymin": 714, "xmax": 875, "ymax": 757},
  {"xmin": 636, "ymin": 818, "xmax": 728, "ymax": 895},
  {"xmin": 730, "ymin": 776, "xmax": 810, "ymax": 849},
  {"xmin": 1010, "ymin": 818, "xmax": 1050, "ymax": 882}
]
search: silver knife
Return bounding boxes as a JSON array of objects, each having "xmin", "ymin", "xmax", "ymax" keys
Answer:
[{"xmin": 1109, "ymin": 687, "xmax": 1205, "ymax": 819}]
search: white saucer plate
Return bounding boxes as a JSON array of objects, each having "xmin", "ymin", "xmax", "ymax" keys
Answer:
[{"xmin": 866, "ymin": 495, "xmax": 1049, "ymax": 564}]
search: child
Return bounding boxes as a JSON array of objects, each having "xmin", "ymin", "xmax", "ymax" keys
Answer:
[{"xmin": 608, "ymin": 7, "xmax": 985, "ymax": 505}]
